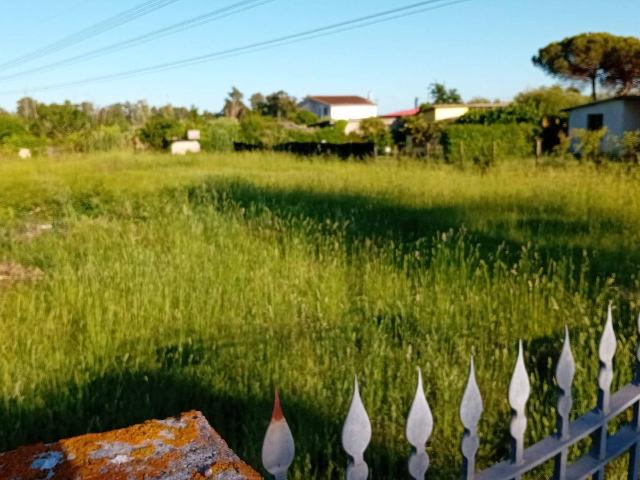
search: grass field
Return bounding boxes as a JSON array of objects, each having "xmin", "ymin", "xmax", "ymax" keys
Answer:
[{"xmin": 0, "ymin": 152, "xmax": 639, "ymax": 478}]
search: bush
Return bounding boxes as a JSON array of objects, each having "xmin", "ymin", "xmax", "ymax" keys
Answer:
[
  {"xmin": 622, "ymin": 130, "xmax": 640, "ymax": 163},
  {"xmin": 200, "ymin": 118, "xmax": 240, "ymax": 152},
  {"xmin": 239, "ymin": 113, "xmax": 288, "ymax": 147},
  {"xmin": 571, "ymin": 128, "xmax": 608, "ymax": 163},
  {"xmin": 314, "ymin": 120, "xmax": 348, "ymax": 144},
  {"xmin": 70, "ymin": 125, "xmax": 132, "ymax": 152},
  {"xmin": 0, "ymin": 114, "xmax": 26, "ymax": 142},
  {"xmin": 441, "ymin": 123, "xmax": 535, "ymax": 162},
  {"xmin": 358, "ymin": 118, "xmax": 392, "ymax": 150},
  {"xmin": 138, "ymin": 115, "xmax": 185, "ymax": 150}
]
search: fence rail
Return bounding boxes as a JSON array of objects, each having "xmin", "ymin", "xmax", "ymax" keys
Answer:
[{"xmin": 260, "ymin": 306, "xmax": 640, "ymax": 479}]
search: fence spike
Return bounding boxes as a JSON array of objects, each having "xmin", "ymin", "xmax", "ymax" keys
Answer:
[
  {"xmin": 597, "ymin": 303, "xmax": 617, "ymax": 413},
  {"xmin": 509, "ymin": 340, "xmax": 530, "ymax": 466},
  {"xmin": 262, "ymin": 390, "xmax": 295, "ymax": 480},
  {"xmin": 406, "ymin": 368, "xmax": 433, "ymax": 480},
  {"xmin": 556, "ymin": 326, "xmax": 576, "ymax": 440},
  {"xmin": 342, "ymin": 375, "xmax": 371, "ymax": 480},
  {"xmin": 460, "ymin": 356, "xmax": 482, "ymax": 480}
]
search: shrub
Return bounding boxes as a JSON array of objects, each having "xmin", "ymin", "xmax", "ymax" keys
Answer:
[
  {"xmin": 441, "ymin": 123, "xmax": 535, "ymax": 162},
  {"xmin": 138, "ymin": 115, "xmax": 185, "ymax": 150},
  {"xmin": 239, "ymin": 113, "xmax": 287, "ymax": 147},
  {"xmin": 358, "ymin": 117, "xmax": 392, "ymax": 150},
  {"xmin": 315, "ymin": 120, "xmax": 348, "ymax": 144},
  {"xmin": 622, "ymin": 130, "xmax": 640, "ymax": 163},
  {"xmin": 68, "ymin": 125, "xmax": 132, "ymax": 152},
  {"xmin": 200, "ymin": 118, "xmax": 240, "ymax": 152},
  {"xmin": 571, "ymin": 128, "xmax": 608, "ymax": 163}
]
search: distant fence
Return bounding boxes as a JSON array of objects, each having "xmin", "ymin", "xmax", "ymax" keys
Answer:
[
  {"xmin": 261, "ymin": 306, "xmax": 640, "ymax": 479},
  {"xmin": 233, "ymin": 142, "xmax": 375, "ymax": 159}
]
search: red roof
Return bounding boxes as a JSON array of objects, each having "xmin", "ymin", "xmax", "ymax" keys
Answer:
[
  {"xmin": 306, "ymin": 95, "xmax": 375, "ymax": 106},
  {"xmin": 380, "ymin": 108, "xmax": 420, "ymax": 118}
]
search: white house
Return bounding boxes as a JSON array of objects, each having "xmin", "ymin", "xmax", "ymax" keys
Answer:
[
  {"xmin": 566, "ymin": 96, "xmax": 640, "ymax": 138},
  {"xmin": 299, "ymin": 95, "xmax": 378, "ymax": 133}
]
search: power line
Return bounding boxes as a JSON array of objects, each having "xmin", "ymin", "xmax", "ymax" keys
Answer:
[
  {"xmin": 0, "ymin": 0, "xmax": 275, "ymax": 82},
  {"xmin": 0, "ymin": 0, "xmax": 182, "ymax": 72},
  {"xmin": 0, "ymin": 0, "xmax": 471, "ymax": 96}
]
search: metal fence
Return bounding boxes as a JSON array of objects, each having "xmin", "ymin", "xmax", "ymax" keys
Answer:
[{"xmin": 260, "ymin": 306, "xmax": 640, "ymax": 479}]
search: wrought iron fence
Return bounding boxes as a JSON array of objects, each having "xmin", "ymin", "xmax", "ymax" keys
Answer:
[{"xmin": 260, "ymin": 305, "xmax": 640, "ymax": 479}]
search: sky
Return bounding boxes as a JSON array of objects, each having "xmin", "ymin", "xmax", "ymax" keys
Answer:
[{"xmin": 0, "ymin": 0, "xmax": 638, "ymax": 114}]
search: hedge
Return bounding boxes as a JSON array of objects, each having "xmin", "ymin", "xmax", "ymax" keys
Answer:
[{"xmin": 441, "ymin": 123, "xmax": 536, "ymax": 162}]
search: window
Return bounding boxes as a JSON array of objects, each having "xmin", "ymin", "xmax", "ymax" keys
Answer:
[
  {"xmin": 323, "ymin": 106, "xmax": 329, "ymax": 117},
  {"xmin": 587, "ymin": 113, "xmax": 604, "ymax": 131}
]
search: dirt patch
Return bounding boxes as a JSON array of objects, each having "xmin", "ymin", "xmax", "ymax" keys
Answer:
[
  {"xmin": 20, "ymin": 223, "xmax": 53, "ymax": 241},
  {"xmin": 0, "ymin": 262, "xmax": 43, "ymax": 284}
]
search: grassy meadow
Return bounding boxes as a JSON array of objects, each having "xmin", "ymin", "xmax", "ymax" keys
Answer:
[{"xmin": 0, "ymin": 152, "xmax": 639, "ymax": 478}]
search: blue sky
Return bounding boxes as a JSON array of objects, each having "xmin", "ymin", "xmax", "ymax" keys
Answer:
[{"xmin": 0, "ymin": 0, "xmax": 637, "ymax": 114}]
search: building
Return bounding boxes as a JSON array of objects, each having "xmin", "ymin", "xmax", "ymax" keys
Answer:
[
  {"xmin": 299, "ymin": 95, "xmax": 378, "ymax": 133},
  {"xmin": 565, "ymin": 96, "xmax": 640, "ymax": 139}
]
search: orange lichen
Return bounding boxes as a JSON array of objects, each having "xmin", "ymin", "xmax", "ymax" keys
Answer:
[{"xmin": 0, "ymin": 411, "xmax": 260, "ymax": 479}]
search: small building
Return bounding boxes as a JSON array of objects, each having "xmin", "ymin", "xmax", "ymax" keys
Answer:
[
  {"xmin": 299, "ymin": 95, "xmax": 378, "ymax": 133},
  {"xmin": 565, "ymin": 96, "xmax": 640, "ymax": 139}
]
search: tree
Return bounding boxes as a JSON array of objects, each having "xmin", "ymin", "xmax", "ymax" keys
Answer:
[
  {"xmin": 602, "ymin": 36, "xmax": 640, "ymax": 95},
  {"xmin": 223, "ymin": 87, "xmax": 246, "ymax": 119},
  {"xmin": 533, "ymin": 33, "xmax": 616, "ymax": 100},
  {"xmin": 514, "ymin": 85, "xmax": 589, "ymax": 118},
  {"xmin": 250, "ymin": 93, "xmax": 266, "ymax": 113},
  {"xmin": 428, "ymin": 82, "xmax": 462, "ymax": 104}
]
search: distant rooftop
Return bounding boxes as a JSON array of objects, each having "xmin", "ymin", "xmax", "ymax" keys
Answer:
[
  {"xmin": 563, "ymin": 95, "xmax": 640, "ymax": 111},
  {"xmin": 305, "ymin": 95, "xmax": 376, "ymax": 106},
  {"xmin": 424, "ymin": 102, "xmax": 510, "ymax": 110},
  {"xmin": 380, "ymin": 108, "xmax": 420, "ymax": 118}
]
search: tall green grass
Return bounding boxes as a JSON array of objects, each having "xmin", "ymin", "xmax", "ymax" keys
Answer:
[{"xmin": 0, "ymin": 152, "xmax": 639, "ymax": 478}]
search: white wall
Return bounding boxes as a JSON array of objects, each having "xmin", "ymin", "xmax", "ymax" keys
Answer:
[
  {"xmin": 433, "ymin": 106, "xmax": 469, "ymax": 122},
  {"xmin": 329, "ymin": 104, "xmax": 378, "ymax": 121},
  {"xmin": 299, "ymin": 100, "xmax": 377, "ymax": 121}
]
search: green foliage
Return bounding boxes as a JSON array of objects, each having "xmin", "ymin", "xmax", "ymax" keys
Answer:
[
  {"xmin": 138, "ymin": 115, "xmax": 185, "ymax": 150},
  {"xmin": 0, "ymin": 153, "xmax": 638, "ymax": 478},
  {"xmin": 396, "ymin": 113, "xmax": 442, "ymax": 155},
  {"xmin": 429, "ymin": 82, "xmax": 462, "ymax": 104},
  {"xmin": 75, "ymin": 125, "xmax": 132, "ymax": 152},
  {"xmin": 0, "ymin": 114, "xmax": 26, "ymax": 142},
  {"xmin": 200, "ymin": 118, "xmax": 240, "ymax": 152},
  {"xmin": 533, "ymin": 33, "xmax": 640, "ymax": 99},
  {"xmin": 30, "ymin": 101, "xmax": 92, "ymax": 142},
  {"xmin": 622, "ymin": 130, "xmax": 640, "ymax": 162},
  {"xmin": 357, "ymin": 117, "xmax": 392, "ymax": 149},
  {"xmin": 239, "ymin": 113, "xmax": 286, "ymax": 146},
  {"xmin": 293, "ymin": 109, "xmax": 319, "ymax": 126},
  {"xmin": 514, "ymin": 85, "xmax": 589, "ymax": 118},
  {"xmin": 314, "ymin": 120, "xmax": 348, "ymax": 144},
  {"xmin": 602, "ymin": 35, "xmax": 640, "ymax": 95},
  {"xmin": 571, "ymin": 127, "xmax": 608, "ymax": 162},
  {"xmin": 223, "ymin": 86, "xmax": 247, "ymax": 119},
  {"xmin": 442, "ymin": 123, "xmax": 535, "ymax": 162}
]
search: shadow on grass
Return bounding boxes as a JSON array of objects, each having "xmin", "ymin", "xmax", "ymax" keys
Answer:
[
  {"xmin": 0, "ymin": 366, "xmax": 421, "ymax": 479},
  {"xmin": 182, "ymin": 177, "xmax": 639, "ymax": 286}
]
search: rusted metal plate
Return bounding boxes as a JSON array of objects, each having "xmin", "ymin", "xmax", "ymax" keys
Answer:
[{"xmin": 0, "ymin": 410, "xmax": 261, "ymax": 479}]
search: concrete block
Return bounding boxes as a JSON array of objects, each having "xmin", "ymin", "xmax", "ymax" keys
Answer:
[{"xmin": 0, "ymin": 411, "xmax": 261, "ymax": 479}]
